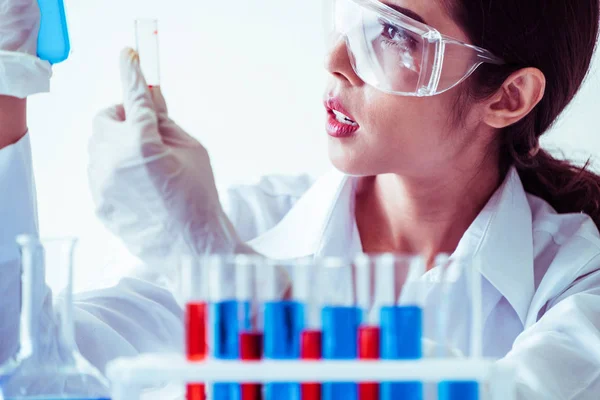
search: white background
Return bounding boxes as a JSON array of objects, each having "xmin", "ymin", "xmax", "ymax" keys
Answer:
[{"xmin": 28, "ymin": 0, "xmax": 600, "ymax": 289}]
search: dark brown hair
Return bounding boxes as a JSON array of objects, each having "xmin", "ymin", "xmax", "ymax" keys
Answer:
[{"xmin": 446, "ymin": 0, "xmax": 600, "ymax": 226}]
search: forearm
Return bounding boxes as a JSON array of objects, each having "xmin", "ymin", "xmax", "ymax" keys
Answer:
[{"xmin": 0, "ymin": 95, "xmax": 27, "ymax": 149}]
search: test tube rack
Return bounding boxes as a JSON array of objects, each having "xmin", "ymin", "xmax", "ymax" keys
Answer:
[{"xmin": 106, "ymin": 354, "xmax": 516, "ymax": 400}]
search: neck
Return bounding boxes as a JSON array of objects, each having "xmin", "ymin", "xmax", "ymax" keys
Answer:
[{"xmin": 356, "ymin": 160, "xmax": 502, "ymax": 266}]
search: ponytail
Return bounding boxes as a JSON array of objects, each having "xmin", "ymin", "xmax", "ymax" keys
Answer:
[{"xmin": 517, "ymin": 151, "xmax": 600, "ymax": 227}]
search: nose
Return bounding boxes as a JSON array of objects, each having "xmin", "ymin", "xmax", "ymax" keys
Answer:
[{"xmin": 324, "ymin": 36, "xmax": 363, "ymax": 87}]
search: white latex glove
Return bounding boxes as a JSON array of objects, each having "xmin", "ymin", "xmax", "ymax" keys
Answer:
[
  {"xmin": 88, "ymin": 48, "xmax": 251, "ymax": 266},
  {"xmin": 0, "ymin": 0, "xmax": 52, "ymax": 97}
]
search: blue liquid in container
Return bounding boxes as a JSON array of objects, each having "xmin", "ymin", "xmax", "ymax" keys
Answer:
[
  {"xmin": 380, "ymin": 306, "xmax": 423, "ymax": 400},
  {"xmin": 212, "ymin": 300, "xmax": 250, "ymax": 400},
  {"xmin": 264, "ymin": 301, "xmax": 304, "ymax": 400},
  {"xmin": 37, "ymin": 0, "xmax": 71, "ymax": 64},
  {"xmin": 321, "ymin": 306, "xmax": 360, "ymax": 400},
  {"xmin": 438, "ymin": 381, "xmax": 479, "ymax": 400}
]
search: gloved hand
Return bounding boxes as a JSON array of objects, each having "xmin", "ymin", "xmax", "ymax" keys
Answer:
[
  {"xmin": 88, "ymin": 48, "xmax": 252, "ymax": 267},
  {"xmin": 0, "ymin": 0, "xmax": 52, "ymax": 97}
]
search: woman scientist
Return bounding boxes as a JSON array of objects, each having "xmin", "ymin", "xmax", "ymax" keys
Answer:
[{"xmin": 35, "ymin": 0, "xmax": 600, "ymax": 398}]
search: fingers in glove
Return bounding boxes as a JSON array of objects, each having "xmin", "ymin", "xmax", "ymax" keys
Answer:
[
  {"xmin": 102, "ymin": 104, "xmax": 126, "ymax": 122},
  {"xmin": 119, "ymin": 47, "xmax": 156, "ymax": 125},
  {"xmin": 149, "ymin": 86, "xmax": 169, "ymax": 123}
]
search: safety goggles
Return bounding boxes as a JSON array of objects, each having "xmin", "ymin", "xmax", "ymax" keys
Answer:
[{"xmin": 324, "ymin": 0, "xmax": 505, "ymax": 96}]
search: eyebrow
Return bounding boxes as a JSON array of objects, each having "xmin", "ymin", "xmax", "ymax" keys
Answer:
[{"xmin": 380, "ymin": 2, "xmax": 428, "ymax": 25}]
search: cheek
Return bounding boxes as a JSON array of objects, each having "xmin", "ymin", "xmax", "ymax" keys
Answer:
[
  {"xmin": 366, "ymin": 94, "xmax": 458, "ymax": 157},
  {"xmin": 328, "ymin": 91, "xmax": 468, "ymax": 175}
]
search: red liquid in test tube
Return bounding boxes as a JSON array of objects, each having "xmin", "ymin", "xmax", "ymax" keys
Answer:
[
  {"xmin": 240, "ymin": 331, "xmax": 263, "ymax": 400},
  {"xmin": 358, "ymin": 326, "xmax": 380, "ymax": 400},
  {"xmin": 301, "ymin": 330, "xmax": 322, "ymax": 400},
  {"xmin": 187, "ymin": 384, "xmax": 206, "ymax": 400},
  {"xmin": 186, "ymin": 302, "xmax": 208, "ymax": 400}
]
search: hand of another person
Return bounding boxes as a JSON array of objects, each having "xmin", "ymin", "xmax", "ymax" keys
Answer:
[{"xmin": 0, "ymin": 0, "xmax": 52, "ymax": 97}]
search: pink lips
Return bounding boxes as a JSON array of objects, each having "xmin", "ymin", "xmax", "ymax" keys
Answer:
[{"xmin": 325, "ymin": 98, "xmax": 360, "ymax": 138}]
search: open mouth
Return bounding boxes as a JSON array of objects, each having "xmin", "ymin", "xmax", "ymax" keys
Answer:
[{"xmin": 331, "ymin": 109, "xmax": 359, "ymax": 126}]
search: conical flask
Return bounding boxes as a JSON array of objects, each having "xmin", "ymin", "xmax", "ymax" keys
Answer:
[{"xmin": 2, "ymin": 236, "xmax": 110, "ymax": 399}]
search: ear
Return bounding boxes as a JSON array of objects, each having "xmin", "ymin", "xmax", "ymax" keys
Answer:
[{"xmin": 483, "ymin": 68, "xmax": 546, "ymax": 129}]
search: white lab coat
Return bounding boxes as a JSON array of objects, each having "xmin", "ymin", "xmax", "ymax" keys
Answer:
[{"xmin": 2, "ymin": 134, "xmax": 600, "ymax": 399}]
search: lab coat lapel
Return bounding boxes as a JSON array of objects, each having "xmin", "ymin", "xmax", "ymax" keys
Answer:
[
  {"xmin": 248, "ymin": 168, "xmax": 351, "ymax": 259},
  {"xmin": 454, "ymin": 168, "xmax": 535, "ymax": 327}
]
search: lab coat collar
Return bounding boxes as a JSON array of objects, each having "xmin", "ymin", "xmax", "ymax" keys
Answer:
[
  {"xmin": 452, "ymin": 168, "xmax": 535, "ymax": 326},
  {"xmin": 249, "ymin": 168, "xmax": 352, "ymax": 259},
  {"xmin": 249, "ymin": 167, "xmax": 535, "ymax": 325}
]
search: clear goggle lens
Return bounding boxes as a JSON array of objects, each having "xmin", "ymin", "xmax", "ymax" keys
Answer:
[{"xmin": 324, "ymin": 0, "xmax": 502, "ymax": 96}]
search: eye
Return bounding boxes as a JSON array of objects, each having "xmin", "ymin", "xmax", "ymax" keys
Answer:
[
  {"xmin": 381, "ymin": 22, "xmax": 401, "ymax": 40},
  {"xmin": 378, "ymin": 20, "xmax": 419, "ymax": 52}
]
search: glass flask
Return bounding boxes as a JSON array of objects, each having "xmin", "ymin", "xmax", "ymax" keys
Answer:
[{"xmin": 1, "ymin": 236, "xmax": 110, "ymax": 400}]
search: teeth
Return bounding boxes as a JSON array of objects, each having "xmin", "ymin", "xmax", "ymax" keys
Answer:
[{"xmin": 332, "ymin": 109, "xmax": 358, "ymax": 126}]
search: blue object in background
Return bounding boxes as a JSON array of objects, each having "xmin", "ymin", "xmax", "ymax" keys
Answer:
[
  {"xmin": 264, "ymin": 301, "xmax": 304, "ymax": 400},
  {"xmin": 322, "ymin": 306, "xmax": 360, "ymax": 400},
  {"xmin": 380, "ymin": 306, "xmax": 424, "ymax": 400},
  {"xmin": 37, "ymin": 0, "xmax": 71, "ymax": 64},
  {"xmin": 438, "ymin": 381, "xmax": 480, "ymax": 400},
  {"xmin": 212, "ymin": 300, "xmax": 250, "ymax": 400}
]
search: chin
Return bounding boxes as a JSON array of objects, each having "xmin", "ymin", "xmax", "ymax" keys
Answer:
[{"xmin": 328, "ymin": 148, "xmax": 374, "ymax": 177}]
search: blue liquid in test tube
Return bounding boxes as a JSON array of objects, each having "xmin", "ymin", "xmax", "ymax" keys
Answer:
[
  {"xmin": 438, "ymin": 381, "xmax": 480, "ymax": 400},
  {"xmin": 264, "ymin": 300, "xmax": 304, "ymax": 400},
  {"xmin": 436, "ymin": 255, "xmax": 480, "ymax": 400},
  {"xmin": 380, "ymin": 305, "xmax": 423, "ymax": 400},
  {"xmin": 212, "ymin": 300, "xmax": 250, "ymax": 400},
  {"xmin": 322, "ymin": 306, "xmax": 360, "ymax": 400},
  {"xmin": 372, "ymin": 254, "xmax": 427, "ymax": 400}
]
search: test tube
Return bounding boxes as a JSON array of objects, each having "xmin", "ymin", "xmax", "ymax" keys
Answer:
[
  {"xmin": 377, "ymin": 255, "xmax": 425, "ymax": 400},
  {"xmin": 354, "ymin": 255, "xmax": 380, "ymax": 400},
  {"xmin": 135, "ymin": 19, "xmax": 161, "ymax": 87},
  {"xmin": 261, "ymin": 260, "xmax": 304, "ymax": 400},
  {"xmin": 294, "ymin": 259, "xmax": 322, "ymax": 400},
  {"xmin": 437, "ymin": 256, "xmax": 481, "ymax": 400},
  {"xmin": 210, "ymin": 255, "xmax": 250, "ymax": 400},
  {"xmin": 181, "ymin": 256, "xmax": 210, "ymax": 400},
  {"xmin": 320, "ymin": 258, "xmax": 360, "ymax": 400},
  {"xmin": 236, "ymin": 258, "xmax": 263, "ymax": 400}
]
